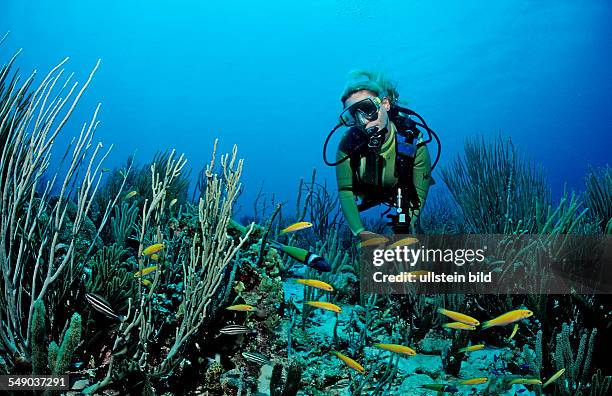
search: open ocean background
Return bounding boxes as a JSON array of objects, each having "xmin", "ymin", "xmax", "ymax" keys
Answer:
[{"xmin": 2, "ymin": 0, "xmax": 610, "ymax": 216}]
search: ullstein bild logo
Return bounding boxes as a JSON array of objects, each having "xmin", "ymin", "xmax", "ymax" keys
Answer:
[
  {"xmin": 372, "ymin": 271, "xmax": 493, "ymax": 284},
  {"xmin": 360, "ymin": 234, "xmax": 612, "ymax": 295}
]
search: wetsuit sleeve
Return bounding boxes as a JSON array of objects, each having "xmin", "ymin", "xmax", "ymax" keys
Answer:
[
  {"xmin": 336, "ymin": 148, "xmax": 366, "ymax": 236},
  {"xmin": 413, "ymin": 144, "xmax": 432, "ymax": 212}
]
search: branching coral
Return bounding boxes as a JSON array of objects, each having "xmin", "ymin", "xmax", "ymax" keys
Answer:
[
  {"xmin": 163, "ymin": 143, "xmax": 252, "ymax": 369},
  {"xmin": 442, "ymin": 136, "xmax": 550, "ymax": 234},
  {"xmin": 83, "ymin": 142, "xmax": 252, "ymax": 393},
  {"xmin": 0, "ymin": 50, "xmax": 122, "ymax": 371},
  {"xmin": 135, "ymin": 150, "xmax": 191, "ymax": 206},
  {"xmin": 299, "ymin": 169, "xmax": 343, "ymax": 241},
  {"xmin": 553, "ymin": 322, "xmax": 597, "ymax": 395},
  {"xmin": 586, "ymin": 369, "xmax": 612, "ymax": 396},
  {"xmin": 584, "ymin": 165, "xmax": 612, "ymax": 234}
]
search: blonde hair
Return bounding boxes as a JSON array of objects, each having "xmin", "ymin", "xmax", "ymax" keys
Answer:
[{"xmin": 340, "ymin": 70, "xmax": 399, "ymax": 104}]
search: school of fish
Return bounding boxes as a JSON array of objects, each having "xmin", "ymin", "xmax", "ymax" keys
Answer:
[{"xmin": 83, "ymin": 223, "xmax": 564, "ymax": 393}]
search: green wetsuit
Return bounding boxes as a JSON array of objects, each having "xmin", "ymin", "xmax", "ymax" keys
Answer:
[{"xmin": 336, "ymin": 121, "xmax": 433, "ymax": 236}]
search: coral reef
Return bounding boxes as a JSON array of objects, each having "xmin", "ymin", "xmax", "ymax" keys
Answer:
[{"xmin": 0, "ymin": 44, "xmax": 610, "ymax": 396}]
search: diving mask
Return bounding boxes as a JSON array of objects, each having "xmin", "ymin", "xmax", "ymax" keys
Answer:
[{"xmin": 339, "ymin": 97, "xmax": 382, "ymax": 127}]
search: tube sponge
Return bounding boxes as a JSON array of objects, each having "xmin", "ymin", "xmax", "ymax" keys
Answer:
[
  {"xmin": 30, "ymin": 299, "xmax": 47, "ymax": 375},
  {"xmin": 53, "ymin": 313, "xmax": 82, "ymax": 375}
]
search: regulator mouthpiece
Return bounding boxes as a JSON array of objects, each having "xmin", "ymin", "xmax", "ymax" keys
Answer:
[{"xmin": 366, "ymin": 126, "xmax": 383, "ymax": 149}]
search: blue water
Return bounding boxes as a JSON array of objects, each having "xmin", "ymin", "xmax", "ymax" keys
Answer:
[{"xmin": 2, "ymin": 0, "xmax": 611, "ymax": 215}]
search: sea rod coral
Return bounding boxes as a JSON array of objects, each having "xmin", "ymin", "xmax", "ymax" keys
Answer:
[{"xmin": 0, "ymin": 49, "xmax": 122, "ymax": 373}]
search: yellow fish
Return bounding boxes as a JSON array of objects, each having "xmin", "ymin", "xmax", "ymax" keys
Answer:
[
  {"xmin": 150, "ymin": 254, "xmax": 160, "ymax": 261},
  {"xmin": 509, "ymin": 378, "xmax": 542, "ymax": 385},
  {"xmin": 459, "ymin": 344, "xmax": 485, "ymax": 353},
  {"xmin": 279, "ymin": 221, "xmax": 313, "ymax": 235},
  {"xmin": 305, "ymin": 301, "xmax": 342, "ymax": 313},
  {"xmin": 134, "ymin": 265, "xmax": 157, "ymax": 278},
  {"xmin": 459, "ymin": 377, "xmax": 488, "ymax": 385},
  {"xmin": 226, "ymin": 304, "xmax": 257, "ymax": 312},
  {"xmin": 482, "ymin": 309, "xmax": 533, "ymax": 329},
  {"xmin": 124, "ymin": 190, "xmax": 138, "ymax": 200},
  {"xmin": 333, "ymin": 351, "xmax": 365, "ymax": 373},
  {"xmin": 543, "ymin": 368, "xmax": 565, "ymax": 388},
  {"xmin": 141, "ymin": 279, "xmax": 152, "ymax": 287},
  {"xmin": 169, "ymin": 198, "xmax": 178, "ymax": 208},
  {"xmin": 386, "ymin": 237, "xmax": 419, "ymax": 249},
  {"xmin": 359, "ymin": 236, "xmax": 389, "ymax": 248},
  {"xmin": 442, "ymin": 322, "xmax": 477, "ymax": 330},
  {"xmin": 142, "ymin": 243, "xmax": 164, "ymax": 256},
  {"xmin": 438, "ymin": 308, "xmax": 480, "ymax": 326},
  {"xmin": 373, "ymin": 344, "xmax": 416, "ymax": 356},
  {"xmin": 508, "ymin": 323, "xmax": 519, "ymax": 340},
  {"xmin": 295, "ymin": 279, "xmax": 334, "ymax": 292}
]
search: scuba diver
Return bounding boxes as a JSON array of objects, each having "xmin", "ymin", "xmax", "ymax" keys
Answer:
[{"xmin": 323, "ymin": 70, "xmax": 440, "ymax": 236}]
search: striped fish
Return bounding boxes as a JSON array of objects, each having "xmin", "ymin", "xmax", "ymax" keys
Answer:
[
  {"xmin": 219, "ymin": 325, "xmax": 256, "ymax": 336},
  {"xmin": 242, "ymin": 351, "xmax": 270, "ymax": 365},
  {"xmin": 85, "ymin": 293, "xmax": 124, "ymax": 321}
]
